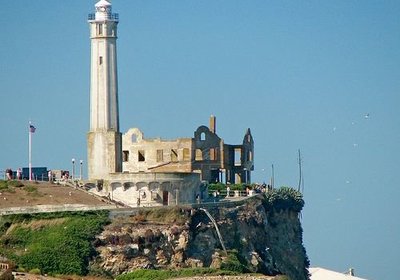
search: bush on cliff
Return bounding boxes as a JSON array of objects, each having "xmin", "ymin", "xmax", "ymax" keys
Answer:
[
  {"xmin": 264, "ymin": 187, "xmax": 304, "ymax": 212},
  {"xmin": 0, "ymin": 211, "xmax": 109, "ymax": 276}
]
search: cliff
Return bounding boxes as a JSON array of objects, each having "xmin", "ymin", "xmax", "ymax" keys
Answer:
[{"xmin": 92, "ymin": 192, "xmax": 309, "ymax": 280}]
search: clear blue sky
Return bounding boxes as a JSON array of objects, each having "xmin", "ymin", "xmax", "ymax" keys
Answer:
[{"xmin": 1, "ymin": 1, "xmax": 399, "ymax": 279}]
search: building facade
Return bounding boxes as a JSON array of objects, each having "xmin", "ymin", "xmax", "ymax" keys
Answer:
[{"xmin": 121, "ymin": 115, "xmax": 254, "ymax": 184}]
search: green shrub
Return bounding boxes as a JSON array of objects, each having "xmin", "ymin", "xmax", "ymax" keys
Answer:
[
  {"xmin": 209, "ymin": 183, "xmax": 249, "ymax": 192},
  {"xmin": 208, "ymin": 183, "xmax": 226, "ymax": 192},
  {"xmin": 220, "ymin": 250, "xmax": 247, "ymax": 273},
  {"xmin": 0, "ymin": 211, "xmax": 109, "ymax": 276},
  {"xmin": 0, "ymin": 180, "xmax": 23, "ymax": 192},
  {"xmin": 28, "ymin": 268, "xmax": 41, "ymax": 275},
  {"xmin": 8, "ymin": 181, "xmax": 24, "ymax": 188},
  {"xmin": 264, "ymin": 187, "xmax": 304, "ymax": 212}
]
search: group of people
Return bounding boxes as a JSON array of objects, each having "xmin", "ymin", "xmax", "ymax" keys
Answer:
[{"xmin": 4, "ymin": 168, "xmax": 22, "ymax": 180}]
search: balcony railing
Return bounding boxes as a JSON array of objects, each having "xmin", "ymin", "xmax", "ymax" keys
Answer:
[{"xmin": 88, "ymin": 13, "xmax": 119, "ymax": 21}]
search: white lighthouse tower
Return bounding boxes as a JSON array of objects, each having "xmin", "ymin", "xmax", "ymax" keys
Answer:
[{"xmin": 87, "ymin": 0, "xmax": 122, "ymax": 180}]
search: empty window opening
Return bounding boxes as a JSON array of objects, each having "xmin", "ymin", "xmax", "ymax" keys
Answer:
[
  {"xmin": 203, "ymin": 150, "xmax": 210, "ymax": 160},
  {"xmin": 183, "ymin": 148, "xmax": 190, "ymax": 161},
  {"xmin": 122, "ymin": 151, "xmax": 129, "ymax": 162},
  {"xmin": 131, "ymin": 134, "xmax": 137, "ymax": 143},
  {"xmin": 171, "ymin": 149, "xmax": 178, "ymax": 162},
  {"xmin": 157, "ymin": 149, "xmax": 163, "ymax": 162},
  {"xmin": 99, "ymin": 56, "xmax": 103, "ymax": 65},
  {"xmin": 200, "ymin": 132, "xmax": 206, "ymax": 141},
  {"xmin": 234, "ymin": 148, "xmax": 242, "ymax": 166},
  {"xmin": 195, "ymin": 149, "xmax": 203, "ymax": 161},
  {"xmin": 249, "ymin": 151, "xmax": 253, "ymax": 161},
  {"xmin": 123, "ymin": 182, "xmax": 130, "ymax": 191},
  {"xmin": 210, "ymin": 148, "xmax": 217, "ymax": 161},
  {"xmin": 138, "ymin": 150, "xmax": 145, "ymax": 162}
]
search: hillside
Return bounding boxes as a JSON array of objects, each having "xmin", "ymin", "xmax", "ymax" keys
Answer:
[{"xmin": 0, "ymin": 180, "xmax": 111, "ymax": 210}]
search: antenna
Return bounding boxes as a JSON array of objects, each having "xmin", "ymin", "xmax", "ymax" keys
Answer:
[
  {"xmin": 271, "ymin": 164, "xmax": 275, "ymax": 189},
  {"xmin": 297, "ymin": 149, "xmax": 303, "ymax": 192}
]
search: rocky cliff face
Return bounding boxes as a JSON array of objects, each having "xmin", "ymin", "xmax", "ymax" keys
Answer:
[{"xmin": 92, "ymin": 195, "xmax": 309, "ymax": 280}]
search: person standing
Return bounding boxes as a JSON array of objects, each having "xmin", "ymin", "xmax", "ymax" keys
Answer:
[
  {"xmin": 16, "ymin": 168, "xmax": 22, "ymax": 180},
  {"xmin": 48, "ymin": 170, "xmax": 52, "ymax": 182},
  {"xmin": 6, "ymin": 168, "xmax": 13, "ymax": 180}
]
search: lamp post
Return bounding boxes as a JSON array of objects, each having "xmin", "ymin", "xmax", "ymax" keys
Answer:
[
  {"xmin": 79, "ymin": 160, "xmax": 83, "ymax": 180},
  {"xmin": 72, "ymin": 158, "xmax": 75, "ymax": 180}
]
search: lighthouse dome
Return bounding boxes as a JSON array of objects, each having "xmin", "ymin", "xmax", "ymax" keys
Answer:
[
  {"xmin": 95, "ymin": 0, "xmax": 112, "ymax": 20},
  {"xmin": 95, "ymin": 0, "xmax": 112, "ymax": 8}
]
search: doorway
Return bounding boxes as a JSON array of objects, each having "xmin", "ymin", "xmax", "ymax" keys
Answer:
[{"xmin": 162, "ymin": 191, "xmax": 169, "ymax": 206}]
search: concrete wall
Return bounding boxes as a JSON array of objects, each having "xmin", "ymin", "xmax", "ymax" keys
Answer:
[
  {"xmin": 89, "ymin": 172, "xmax": 206, "ymax": 207},
  {"xmin": 0, "ymin": 204, "xmax": 117, "ymax": 216}
]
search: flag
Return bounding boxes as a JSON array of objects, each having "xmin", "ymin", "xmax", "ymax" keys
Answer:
[{"xmin": 29, "ymin": 124, "xmax": 36, "ymax": 133}]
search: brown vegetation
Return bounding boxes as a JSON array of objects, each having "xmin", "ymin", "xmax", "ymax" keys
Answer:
[{"xmin": 0, "ymin": 181, "xmax": 109, "ymax": 209}]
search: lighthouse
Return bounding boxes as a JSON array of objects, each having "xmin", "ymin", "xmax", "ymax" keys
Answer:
[{"xmin": 87, "ymin": 0, "xmax": 122, "ymax": 180}]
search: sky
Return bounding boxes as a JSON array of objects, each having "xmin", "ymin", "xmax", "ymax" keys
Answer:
[{"xmin": 0, "ymin": 1, "xmax": 399, "ymax": 279}]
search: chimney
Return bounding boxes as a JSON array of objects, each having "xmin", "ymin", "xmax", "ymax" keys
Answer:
[
  {"xmin": 349, "ymin": 268, "xmax": 355, "ymax": 276},
  {"xmin": 209, "ymin": 115, "xmax": 216, "ymax": 134}
]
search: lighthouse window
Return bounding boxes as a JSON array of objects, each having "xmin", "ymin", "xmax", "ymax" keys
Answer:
[
  {"xmin": 98, "ymin": 24, "xmax": 103, "ymax": 35},
  {"xmin": 99, "ymin": 56, "xmax": 103, "ymax": 65}
]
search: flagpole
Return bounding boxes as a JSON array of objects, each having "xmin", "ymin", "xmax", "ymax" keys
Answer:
[{"xmin": 29, "ymin": 122, "xmax": 32, "ymax": 181}]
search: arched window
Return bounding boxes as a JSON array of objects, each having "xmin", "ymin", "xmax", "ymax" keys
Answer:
[{"xmin": 200, "ymin": 132, "xmax": 206, "ymax": 141}]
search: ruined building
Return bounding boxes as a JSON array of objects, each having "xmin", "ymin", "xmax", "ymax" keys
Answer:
[{"xmin": 122, "ymin": 115, "xmax": 254, "ymax": 184}]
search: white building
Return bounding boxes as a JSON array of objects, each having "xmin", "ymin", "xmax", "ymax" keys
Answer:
[{"xmin": 309, "ymin": 267, "xmax": 370, "ymax": 280}]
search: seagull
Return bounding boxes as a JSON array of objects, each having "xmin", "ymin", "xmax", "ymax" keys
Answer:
[
  {"xmin": 353, "ymin": 143, "xmax": 358, "ymax": 147},
  {"xmin": 364, "ymin": 113, "xmax": 370, "ymax": 119},
  {"xmin": 333, "ymin": 127, "xmax": 337, "ymax": 132}
]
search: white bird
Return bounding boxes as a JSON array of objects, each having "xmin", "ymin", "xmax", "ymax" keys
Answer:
[{"xmin": 364, "ymin": 113, "xmax": 370, "ymax": 119}]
